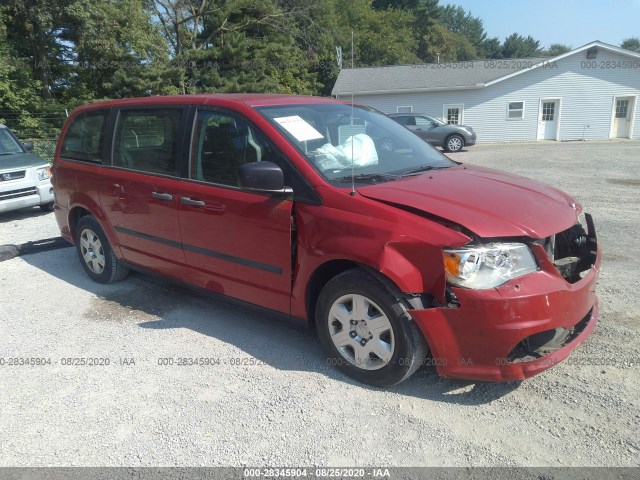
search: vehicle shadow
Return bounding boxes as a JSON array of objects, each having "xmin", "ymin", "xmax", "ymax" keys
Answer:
[
  {"xmin": 0, "ymin": 207, "xmax": 50, "ymax": 223},
  {"xmin": 22, "ymin": 247, "xmax": 521, "ymax": 405}
]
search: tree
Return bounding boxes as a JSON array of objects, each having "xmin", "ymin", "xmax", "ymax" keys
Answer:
[
  {"xmin": 545, "ymin": 43, "xmax": 571, "ymax": 56},
  {"xmin": 438, "ymin": 5, "xmax": 486, "ymax": 54},
  {"xmin": 152, "ymin": 0, "xmax": 320, "ymax": 95},
  {"xmin": 501, "ymin": 33, "xmax": 541, "ymax": 58},
  {"xmin": 482, "ymin": 37, "xmax": 503, "ymax": 59},
  {"xmin": 423, "ymin": 23, "xmax": 476, "ymax": 62},
  {"xmin": 1, "ymin": 0, "xmax": 70, "ymax": 100},
  {"xmin": 621, "ymin": 37, "xmax": 640, "ymax": 52},
  {"xmin": 64, "ymin": 0, "xmax": 176, "ymax": 101}
]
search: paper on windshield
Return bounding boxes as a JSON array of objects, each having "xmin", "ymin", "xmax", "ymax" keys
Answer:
[{"xmin": 274, "ymin": 116, "xmax": 324, "ymax": 142}]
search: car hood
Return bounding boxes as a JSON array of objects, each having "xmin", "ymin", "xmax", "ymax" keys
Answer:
[
  {"xmin": 0, "ymin": 152, "xmax": 48, "ymax": 171},
  {"xmin": 357, "ymin": 165, "xmax": 578, "ymax": 239}
]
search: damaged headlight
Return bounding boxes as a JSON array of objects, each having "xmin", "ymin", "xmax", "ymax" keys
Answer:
[{"xmin": 442, "ymin": 243, "xmax": 538, "ymax": 289}]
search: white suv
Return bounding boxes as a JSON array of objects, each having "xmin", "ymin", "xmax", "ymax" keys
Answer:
[{"xmin": 0, "ymin": 124, "xmax": 54, "ymax": 214}]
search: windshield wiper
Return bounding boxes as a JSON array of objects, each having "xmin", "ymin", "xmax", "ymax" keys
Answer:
[
  {"xmin": 333, "ymin": 172, "xmax": 400, "ymax": 183},
  {"xmin": 400, "ymin": 165, "xmax": 447, "ymax": 177}
]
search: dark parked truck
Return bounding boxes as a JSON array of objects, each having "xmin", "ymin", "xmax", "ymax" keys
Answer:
[{"xmin": 51, "ymin": 94, "xmax": 600, "ymax": 386}]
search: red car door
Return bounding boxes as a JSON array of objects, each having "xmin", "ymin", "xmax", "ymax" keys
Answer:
[
  {"xmin": 99, "ymin": 107, "xmax": 187, "ymax": 272},
  {"xmin": 176, "ymin": 108, "xmax": 293, "ymax": 313}
]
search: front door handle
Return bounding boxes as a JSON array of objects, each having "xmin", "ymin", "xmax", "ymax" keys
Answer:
[
  {"xmin": 151, "ymin": 192, "xmax": 173, "ymax": 201},
  {"xmin": 181, "ymin": 196, "xmax": 205, "ymax": 207}
]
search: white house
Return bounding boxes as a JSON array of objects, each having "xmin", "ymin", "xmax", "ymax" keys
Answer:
[{"xmin": 332, "ymin": 41, "xmax": 640, "ymax": 142}]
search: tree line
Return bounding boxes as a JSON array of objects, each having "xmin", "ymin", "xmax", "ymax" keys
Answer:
[{"xmin": 0, "ymin": 0, "xmax": 638, "ymax": 138}]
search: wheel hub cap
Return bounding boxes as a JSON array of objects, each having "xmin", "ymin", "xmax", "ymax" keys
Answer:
[
  {"xmin": 327, "ymin": 294, "xmax": 395, "ymax": 371},
  {"xmin": 80, "ymin": 229, "xmax": 106, "ymax": 275}
]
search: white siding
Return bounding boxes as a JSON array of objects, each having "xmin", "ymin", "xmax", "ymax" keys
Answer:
[{"xmin": 340, "ymin": 49, "xmax": 640, "ymax": 142}]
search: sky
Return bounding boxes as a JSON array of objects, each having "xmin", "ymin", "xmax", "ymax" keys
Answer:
[{"xmin": 445, "ymin": 0, "xmax": 639, "ymax": 49}]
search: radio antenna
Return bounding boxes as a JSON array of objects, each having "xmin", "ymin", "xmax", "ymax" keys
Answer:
[{"xmin": 350, "ymin": 30, "xmax": 356, "ymax": 196}]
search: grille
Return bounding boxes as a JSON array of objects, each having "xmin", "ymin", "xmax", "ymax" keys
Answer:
[
  {"xmin": 0, "ymin": 170, "xmax": 26, "ymax": 181},
  {"xmin": 0, "ymin": 187, "xmax": 37, "ymax": 201}
]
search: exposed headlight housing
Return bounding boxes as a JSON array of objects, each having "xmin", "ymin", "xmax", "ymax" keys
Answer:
[
  {"xmin": 442, "ymin": 243, "xmax": 538, "ymax": 289},
  {"xmin": 36, "ymin": 166, "xmax": 51, "ymax": 181}
]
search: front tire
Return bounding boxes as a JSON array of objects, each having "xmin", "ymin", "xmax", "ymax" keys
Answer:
[
  {"xmin": 39, "ymin": 201, "xmax": 54, "ymax": 212},
  {"xmin": 316, "ymin": 269, "xmax": 428, "ymax": 387},
  {"xmin": 75, "ymin": 216, "xmax": 129, "ymax": 284},
  {"xmin": 444, "ymin": 134, "xmax": 464, "ymax": 152}
]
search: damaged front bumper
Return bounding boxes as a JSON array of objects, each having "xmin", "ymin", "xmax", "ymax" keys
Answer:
[{"xmin": 410, "ymin": 223, "xmax": 601, "ymax": 382}]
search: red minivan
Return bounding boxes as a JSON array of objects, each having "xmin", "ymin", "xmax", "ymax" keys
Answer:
[{"xmin": 52, "ymin": 94, "xmax": 601, "ymax": 386}]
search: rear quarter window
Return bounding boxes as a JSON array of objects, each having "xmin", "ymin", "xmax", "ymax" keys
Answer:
[{"xmin": 60, "ymin": 110, "xmax": 109, "ymax": 162}]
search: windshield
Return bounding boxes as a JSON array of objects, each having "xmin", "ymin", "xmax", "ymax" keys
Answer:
[
  {"xmin": 257, "ymin": 103, "xmax": 456, "ymax": 185},
  {"xmin": 0, "ymin": 129, "xmax": 23, "ymax": 155}
]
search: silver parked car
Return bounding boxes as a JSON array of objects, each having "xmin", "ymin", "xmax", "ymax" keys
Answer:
[
  {"xmin": 0, "ymin": 124, "xmax": 54, "ymax": 214},
  {"xmin": 389, "ymin": 114, "xmax": 477, "ymax": 152}
]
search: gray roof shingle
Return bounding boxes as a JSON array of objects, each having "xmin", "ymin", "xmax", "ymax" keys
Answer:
[{"xmin": 331, "ymin": 58, "xmax": 548, "ymax": 95}]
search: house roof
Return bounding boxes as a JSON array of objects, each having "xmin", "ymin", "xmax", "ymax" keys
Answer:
[{"xmin": 332, "ymin": 41, "xmax": 640, "ymax": 96}]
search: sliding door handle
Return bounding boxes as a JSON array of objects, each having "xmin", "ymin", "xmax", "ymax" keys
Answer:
[
  {"xmin": 151, "ymin": 192, "xmax": 173, "ymax": 201},
  {"xmin": 181, "ymin": 196, "xmax": 205, "ymax": 207}
]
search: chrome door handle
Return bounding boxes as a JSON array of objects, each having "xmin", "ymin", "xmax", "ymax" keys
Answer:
[
  {"xmin": 151, "ymin": 192, "xmax": 173, "ymax": 201},
  {"xmin": 181, "ymin": 196, "xmax": 205, "ymax": 207}
]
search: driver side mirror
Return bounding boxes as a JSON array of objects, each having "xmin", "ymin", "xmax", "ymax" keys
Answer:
[
  {"xmin": 238, "ymin": 161, "xmax": 293, "ymax": 196},
  {"xmin": 22, "ymin": 141, "xmax": 34, "ymax": 151}
]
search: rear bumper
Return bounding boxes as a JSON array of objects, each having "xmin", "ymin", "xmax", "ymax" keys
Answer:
[{"xmin": 410, "ymin": 246, "xmax": 601, "ymax": 382}]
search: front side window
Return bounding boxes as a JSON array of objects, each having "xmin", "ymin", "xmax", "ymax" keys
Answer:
[
  {"xmin": 61, "ymin": 110, "xmax": 108, "ymax": 162},
  {"xmin": 191, "ymin": 109, "xmax": 320, "ymax": 199},
  {"xmin": 415, "ymin": 116, "xmax": 437, "ymax": 127},
  {"xmin": 191, "ymin": 111, "xmax": 265, "ymax": 186},
  {"xmin": 257, "ymin": 103, "xmax": 455, "ymax": 185},
  {"xmin": 113, "ymin": 108, "xmax": 182, "ymax": 176}
]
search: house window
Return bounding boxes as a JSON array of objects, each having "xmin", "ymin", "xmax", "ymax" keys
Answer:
[
  {"xmin": 397, "ymin": 106, "xmax": 413, "ymax": 113},
  {"xmin": 542, "ymin": 102, "xmax": 555, "ymax": 121},
  {"xmin": 508, "ymin": 101, "xmax": 524, "ymax": 119},
  {"xmin": 443, "ymin": 104, "xmax": 463, "ymax": 125},
  {"xmin": 615, "ymin": 100, "xmax": 629, "ymax": 118}
]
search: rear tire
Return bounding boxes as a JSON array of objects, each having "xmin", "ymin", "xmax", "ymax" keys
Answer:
[
  {"xmin": 75, "ymin": 216, "xmax": 129, "ymax": 284},
  {"xmin": 316, "ymin": 269, "xmax": 428, "ymax": 387}
]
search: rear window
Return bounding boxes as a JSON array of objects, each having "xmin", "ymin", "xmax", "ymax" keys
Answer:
[{"xmin": 61, "ymin": 110, "xmax": 109, "ymax": 162}]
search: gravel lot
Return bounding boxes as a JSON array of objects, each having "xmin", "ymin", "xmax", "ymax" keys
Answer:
[{"xmin": 0, "ymin": 141, "xmax": 638, "ymax": 468}]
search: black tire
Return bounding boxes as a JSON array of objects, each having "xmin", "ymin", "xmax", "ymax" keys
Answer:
[
  {"xmin": 444, "ymin": 134, "xmax": 464, "ymax": 153},
  {"xmin": 316, "ymin": 268, "xmax": 428, "ymax": 387},
  {"xmin": 74, "ymin": 215, "xmax": 129, "ymax": 284},
  {"xmin": 39, "ymin": 201, "xmax": 54, "ymax": 212}
]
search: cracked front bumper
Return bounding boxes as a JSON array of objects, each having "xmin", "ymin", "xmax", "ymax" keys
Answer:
[{"xmin": 410, "ymin": 245, "xmax": 601, "ymax": 382}]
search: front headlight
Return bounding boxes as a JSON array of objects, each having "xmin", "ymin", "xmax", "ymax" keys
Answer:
[
  {"xmin": 442, "ymin": 243, "xmax": 538, "ymax": 289},
  {"xmin": 36, "ymin": 166, "xmax": 51, "ymax": 181}
]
